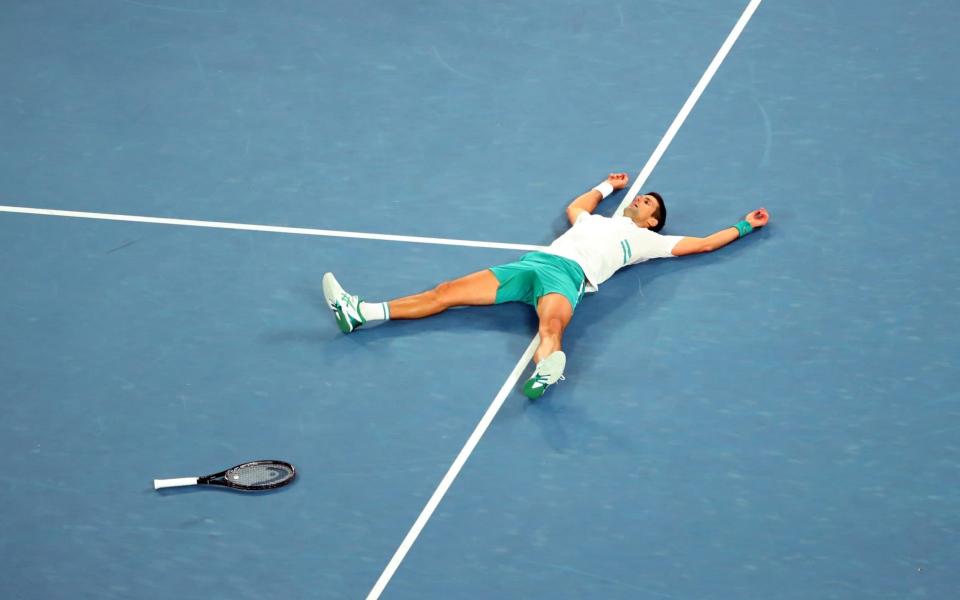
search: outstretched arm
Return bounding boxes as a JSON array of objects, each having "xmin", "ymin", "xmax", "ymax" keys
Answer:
[
  {"xmin": 671, "ymin": 208, "xmax": 770, "ymax": 256},
  {"xmin": 565, "ymin": 173, "xmax": 630, "ymax": 226}
]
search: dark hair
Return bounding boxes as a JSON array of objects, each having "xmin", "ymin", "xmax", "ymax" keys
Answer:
[{"xmin": 647, "ymin": 192, "xmax": 666, "ymax": 232}]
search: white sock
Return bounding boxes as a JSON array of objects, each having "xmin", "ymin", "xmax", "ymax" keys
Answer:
[{"xmin": 359, "ymin": 301, "xmax": 390, "ymax": 322}]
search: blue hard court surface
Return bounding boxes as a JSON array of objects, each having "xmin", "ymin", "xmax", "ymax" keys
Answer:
[{"xmin": 1, "ymin": 1, "xmax": 958, "ymax": 598}]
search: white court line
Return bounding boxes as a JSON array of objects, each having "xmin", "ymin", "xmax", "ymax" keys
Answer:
[
  {"xmin": 366, "ymin": 336, "xmax": 539, "ymax": 600},
  {"xmin": 366, "ymin": 1, "xmax": 764, "ymax": 598},
  {"xmin": 617, "ymin": 0, "xmax": 764, "ymax": 215},
  {"xmin": 0, "ymin": 205, "xmax": 546, "ymax": 253}
]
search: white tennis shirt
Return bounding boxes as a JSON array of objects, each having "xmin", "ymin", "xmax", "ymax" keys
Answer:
[{"xmin": 544, "ymin": 213, "xmax": 684, "ymax": 292}]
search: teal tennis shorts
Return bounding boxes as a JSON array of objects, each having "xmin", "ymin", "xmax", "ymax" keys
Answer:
[{"xmin": 489, "ymin": 251, "xmax": 586, "ymax": 310}]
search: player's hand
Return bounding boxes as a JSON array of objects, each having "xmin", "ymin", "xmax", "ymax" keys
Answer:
[
  {"xmin": 745, "ymin": 208, "xmax": 769, "ymax": 228},
  {"xmin": 607, "ymin": 172, "xmax": 629, "ymax": 190}
]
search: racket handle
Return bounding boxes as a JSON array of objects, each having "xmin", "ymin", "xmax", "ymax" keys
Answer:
[{"xmin": 154, "ymin": 477, "xmax": 199, "ymax": 490}]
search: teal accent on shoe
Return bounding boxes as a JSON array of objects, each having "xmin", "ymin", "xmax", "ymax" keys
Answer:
[
  {"xmin": 523, "ymin": 373, "xmax": 550, "ymax": 399},
  {"xmin": 333, "ymin": 306, "xmax": 353, "ymax": 333},
  {"xmin": 333, "ymin": 296, "xmax": 365, "ymax": 334},
  {"xmin": 523, "ymin": 351, "xmax": 566, "ymax": 399}
]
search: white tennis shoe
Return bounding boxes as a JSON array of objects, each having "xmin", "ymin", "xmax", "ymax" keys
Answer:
[
  {"xmin": 322, "ymin": 272, "xmax": 365, "ymax": 334},
  {"xmin": 523, "ymin": 350, "xmax": 566, "ymax": 399}
]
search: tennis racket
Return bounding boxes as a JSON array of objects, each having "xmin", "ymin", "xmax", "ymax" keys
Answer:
[{"xmin": 153, "ymin": 460, "xmax": 296, "ymax": 491}]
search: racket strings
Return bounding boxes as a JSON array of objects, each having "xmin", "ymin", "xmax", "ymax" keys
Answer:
[{"xmin": 227, "ymin": 462, "xmax": 295, "ymax": 487}]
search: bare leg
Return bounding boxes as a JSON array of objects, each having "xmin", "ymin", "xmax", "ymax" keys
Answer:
[
  {"xmin": 388, "ymin": 269, "xmax": 499, "ymax": 319},
  {"xmin": 534, "ymin": 293, "xmax": 574, "ymax": 363}
]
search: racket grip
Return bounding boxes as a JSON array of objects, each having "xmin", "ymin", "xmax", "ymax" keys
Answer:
[{"xmin": 154, "ymin": 477, "xmax": 199, "ymax": 490}]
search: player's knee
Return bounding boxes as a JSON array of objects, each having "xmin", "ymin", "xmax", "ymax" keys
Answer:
[
  {"xmin": 538, "ymin": 316, "xmax": 565, "ymax": 338},
  {"xmin": 432, "ymin": 280, "xmax": 456, "ymax": 306}
]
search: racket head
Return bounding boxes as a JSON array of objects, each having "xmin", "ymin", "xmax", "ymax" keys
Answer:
[{"xmin": 199, "ymin": 460, "xmax": 296, "ymax": 491}]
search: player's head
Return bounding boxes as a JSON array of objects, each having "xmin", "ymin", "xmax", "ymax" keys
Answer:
[{"xmin": 624, "ymin": 192, "xmax": 666, "ymax": 232}]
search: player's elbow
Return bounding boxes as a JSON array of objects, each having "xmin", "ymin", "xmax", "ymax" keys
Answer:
[{"xmin": 565, "ymin": 207, "xmax": 581, "ymax": 225}]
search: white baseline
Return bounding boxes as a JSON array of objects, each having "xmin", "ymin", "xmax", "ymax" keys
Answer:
[{"xmin": 366, "ymin": 0, "xmax": 765, "ymax": 598}]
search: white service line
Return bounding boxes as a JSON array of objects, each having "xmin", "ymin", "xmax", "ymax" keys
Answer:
[
  {"xmin": 367, "ymin": 1, "xmax": 764, "ymax": 598},
  {"xmin": 0, "ymin": 205, "xmax": 546, "ymax": 253}
]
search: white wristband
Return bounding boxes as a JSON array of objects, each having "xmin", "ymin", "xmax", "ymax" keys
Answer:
[{"xmin": 592, "ymin": 181, "xmax": 614, "ymax": 199}]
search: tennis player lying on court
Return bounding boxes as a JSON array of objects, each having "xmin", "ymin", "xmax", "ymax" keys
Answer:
[{"xmin": 322, "ymin": 173, "xmax": 769, "ymax": 399}]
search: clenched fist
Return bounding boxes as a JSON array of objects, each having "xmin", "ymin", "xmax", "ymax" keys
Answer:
[
  {"xmin": 745, "ymin": 208, "xmax": 769, "ymax": 228},
  {"xmin": 607, "ymin": 172, "xmax": 629, "ymax": 190}
]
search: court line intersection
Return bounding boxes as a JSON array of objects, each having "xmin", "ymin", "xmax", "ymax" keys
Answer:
[
  {"xmin": 0, "ymin": 2, "xmax": 765, "ymax": 596},
  {"xmin": 368, "ymin": 1, "xmax": 764, "ymax": 597}
]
